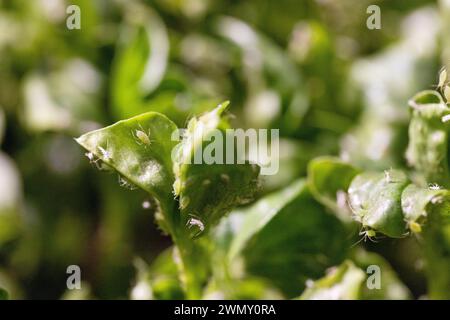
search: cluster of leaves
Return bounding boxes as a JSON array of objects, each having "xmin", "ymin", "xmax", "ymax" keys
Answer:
[{"xmin": 76, "ymin": 69, "xmax": 450, "ymax": 300}]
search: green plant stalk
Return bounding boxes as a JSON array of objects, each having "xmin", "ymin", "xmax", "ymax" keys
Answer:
[
  {"xmin": 422, "ymin": 211, "xmax": 450, "ymax": 299},
  {"xmin": 156, "ymin": 200, "xmax": 206, "ymax": 299},
  {"xmin": 172, "ymin": 228, "xmax": 207, "ymax": 299}
]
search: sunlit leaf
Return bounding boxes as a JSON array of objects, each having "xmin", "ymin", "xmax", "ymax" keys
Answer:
[
  {"xmin": 348, "ymin": 169, "xmax": 409, "ymax": 237},
  {"xmin": 299, "ymin": 261, "xmax": 365, "ymax": 300},
  {"xmin": 76, "ymin": 112, "xmax": 178, "ymax": 231},
  {"xmin": 406, "ymin": 90, "xmax": 450, "ymax": 188}
]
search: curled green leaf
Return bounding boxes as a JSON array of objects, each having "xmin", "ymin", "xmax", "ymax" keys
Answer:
[
  {"xmin": 173, "ymin": 102, "xmax": 260, "ymax": 237},
  {"xmin": 307, "ymin": 156, "xmax": 360, "ymax": 221},
  {"xmin": 406, "ymin": 90, "xmax": 450, "ymax": 188},
  {"xmin": 401, "ymin": 184, "xmax": 450, "ymax": 298},
  {"xmin": 76, "ymin": 112, "xmax": 178, "ymax": 231},
  {"xmin": 348, "ymin": 169, "xmax": 409, "ymax": 237},
  {"xmin": 401, "ymin": 184, "xmax": 450, "ymax": 233},
  {"xmin": 299, "ymin": 261, "xmax": 365, "ymax": 300}
]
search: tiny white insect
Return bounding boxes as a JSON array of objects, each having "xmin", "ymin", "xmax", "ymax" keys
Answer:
[
  {"xmin": 85, "ymin": 152, "xmax": 103, "ymax": 170},
  {"xmin": 97, "ymin": 140, "xmax": 111, "ymax": 161},
  {"xmin": 352, "ymin": 226, "xmax": 379, "ymax": 247},
  {"xmin": 142, "ymin": 200, "xmax": 151, "ymax": 209},
  {"xmin": 132, "ymin": 124, "xmax": 152, "ymax": 147},
  {"xmin": 186, "ymin": 215, "xmax": 205, "ymax": 237},
  {"xmin": 428, "ymin": 183, "xmax": 441, "ymax": 190},
  {"xmin": 118, "ymin": 175, "xmax": 137, "ymax": 190}
]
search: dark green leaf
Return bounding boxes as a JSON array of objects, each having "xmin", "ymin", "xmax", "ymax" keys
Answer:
[
  {"xmin": 224, "ymin": 179, "xmax": 348, "ymax": 297},
  {"xmin": 0, "ymin": 287, "xmax": 8, "ymax": 300},
  {"xmin": 173, "ymin": 103, "xmax": 260, "ymax": 237}
]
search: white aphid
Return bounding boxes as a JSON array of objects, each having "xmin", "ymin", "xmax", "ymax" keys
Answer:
[
  {"xmin": 133, "ymin": 124, "xmax": 152, "ymax": 146},
  {"xmin": 142, "ymin": 200, "xmax": 151, "ymax": 209},
  {"xmin": 186, "ymin": 216, "xmax": 205, "ymax": 237},
  {"xmin": 85, "ymin": 152, "xmax": 95, "ymax": 162},
  {"xmin": 428, "ymin": 183, "xmax": 441, "ymax": 190},
  {"xmin": 97, "ymin": 143, "xmax": 111, "ymax": 161}
]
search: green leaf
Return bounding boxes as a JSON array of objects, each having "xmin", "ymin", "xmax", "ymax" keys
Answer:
[
  {"xmin": 0, "ymin": 287, "xmax": 8, "ymax": 300},
  {"xmin": 0, "ymin": 108, "xmax": 4, "ymax": 145},
  {"xmin": 75, "ymin": 112, "xmax": 178, "ymax": 231},
  {"xmin": 401, "ymin": 184, "xmax": 450, "ymax": 299},
  {"xmin": 352, "ymin": 248, "xmax": 411, "ymax": 300},
  {"xmin": 401, "ymin": 184, "xmax": 450, "ymax": 233},
  {"xmin": 406, "ymin": 90, "xmax": 450, "ymax": 188},
  {"xmin": 110, "ymin": 5, "xmax": 168, "ymax": 120},
  {"xmin": 299, "ymin": 261, "xmax": 365, "ymax": 300},
  {"xmin": 348, "ymin": 169, "xmax": 409, "ymax": 237},
  {"xmin": 173, "ymin": 103, "xmax": 260, "ymax": 237},
  {"xmin": 223, "ymin": 179, "xmax": 348, "ymax": 297},
  {"xmin": 307, "ymin": 156, "xmax": 360, "ymax": 221},
  {"xmin": 130, "ymin": 253, "xmax": 185, "ymax": 300}
]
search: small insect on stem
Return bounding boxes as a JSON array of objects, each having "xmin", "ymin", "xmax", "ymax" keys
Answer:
[
  {"xmin": 132, "ymin": 124, "xmax": 152, "ymax": 147},
  {"xmin": 352, "ymin": 227, "xmax": 378, "ymax": 247},
  {"xmin": 186, "ymin": 215, "xmax": 205, "ymax": 238}
]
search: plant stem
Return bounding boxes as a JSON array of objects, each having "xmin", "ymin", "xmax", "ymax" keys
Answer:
[
  {"xmin": 423, "ymin": 213, "xmax": 450, "ymax": 299},
  {"xmin": 173, "ymin": 233, "xmax": 205, "ymax": 299}
]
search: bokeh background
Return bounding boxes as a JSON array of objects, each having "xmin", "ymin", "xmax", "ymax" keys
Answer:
[{"xmin": 0, "ymin": 0, "xmax": 449, "ymax": 299}]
